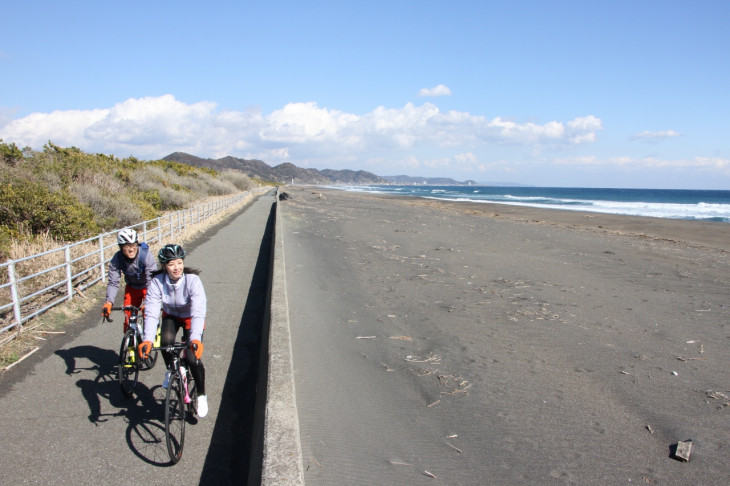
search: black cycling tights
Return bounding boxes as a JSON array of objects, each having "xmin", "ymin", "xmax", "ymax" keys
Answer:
[{"xmin": 160, "ymin": 315, "xmax": 206, "ymax": 395}]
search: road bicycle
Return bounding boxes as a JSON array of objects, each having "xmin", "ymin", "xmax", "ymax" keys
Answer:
[
  {"xmin": 104, "ymin": 305, "xmax": 159, "ymax": 398},
  {"xmin": 153, "ymin": 342, "xmax": 199, "ymax": 464}
]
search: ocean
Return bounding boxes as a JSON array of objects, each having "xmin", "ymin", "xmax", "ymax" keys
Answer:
[{"xmin": 332, "ymin": 185, "xmax": 730, "ymax": 223}]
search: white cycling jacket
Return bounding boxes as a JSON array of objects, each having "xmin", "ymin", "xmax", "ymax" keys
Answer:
[{"xmin": 143, "ymin": 272, "xmax": 206, "ymax": 343}]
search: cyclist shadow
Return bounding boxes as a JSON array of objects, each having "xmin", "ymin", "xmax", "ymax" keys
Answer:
[
  {"xmin": 56, "ymin": 344, "xmax": 116, "ymax": 376},
  {"xmin": 56, "ymin": 345, "xmax": 128, "ymax": 424},
  {"xmin": 56, "ymin": 345, "xmax": 179, "ymax": 466}
]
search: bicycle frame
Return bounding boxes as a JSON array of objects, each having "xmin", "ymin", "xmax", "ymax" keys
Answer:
[{"xmin": 105, "ymin": 305, "xmax": 159, "ymax": 398}]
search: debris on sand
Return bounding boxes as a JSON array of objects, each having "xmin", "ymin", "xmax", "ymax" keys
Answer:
[
  {"xmin": 672, "ymin": 440, "xmax": 692, "ymax": 462},
  {"xmin": 447, "ymin": 442, "xmax": 462, "ymax": 454}
]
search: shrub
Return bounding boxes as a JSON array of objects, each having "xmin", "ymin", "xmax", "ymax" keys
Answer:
[
  {"xmin": 0, "ymin": 177, "xmax": 100, "ymax": 241},
  {"xmin": 0, "ymin": 224, "xmax": 18, "ymax": 261},
  {"xmin": 148, "ymin": 159, "xmax": 217, "ymax": 178},
  {"xmin": 199, "ymin": 172, "xmax": 238, "ymax": 195},
  {"xmin": 0, "ymin": 142, "xmax": 257, "ymax": 251},
  {"xmin": 0, "ymin": 140, "xmax": 23, "ymax": 166},
  {"xmin": 222, "ymin": 170, "xmax": 254, "ymax": 191},
  {"xmin": 71, "ymin": 180, "xmax": 143, "ymax": 228},
  {"xmin": 157, "ymin": 186, "xmax": 195, "ymax": 210}
]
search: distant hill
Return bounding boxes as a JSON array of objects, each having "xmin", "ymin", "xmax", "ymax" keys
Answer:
[
  {"xmin": 382, "ymin": 175, "xmax": 479, "ymax": 185},
  {"xmin": 163, "ymin": 152, "xmax": 387, "ymax": 185},
  {"xmin": 162, "ymin": 152, "xmax": 525, "ymax": 187}
]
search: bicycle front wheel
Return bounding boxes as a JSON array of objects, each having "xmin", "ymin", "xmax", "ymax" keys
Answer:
[
  {"xmin": 165, "ymin": 374, "xmax": 186, "ymax": 464},
  {"xmin": 118, "ymin": 330, "xmax": 139, "ymax": 398}
]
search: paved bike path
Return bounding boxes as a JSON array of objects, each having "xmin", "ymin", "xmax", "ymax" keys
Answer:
[{"xmin": 0, "ymin": 190, "xmax": 276, "ymax": 485}]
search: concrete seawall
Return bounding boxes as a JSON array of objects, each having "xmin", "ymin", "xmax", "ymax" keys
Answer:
[{"xmin": 254, "ymin": 190, "xmax": 304, "ymax": 485}]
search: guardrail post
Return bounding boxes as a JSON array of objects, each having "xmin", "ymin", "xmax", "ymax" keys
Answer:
[
  {"xmin": 65, "ymin": 246, "xmax": 73, "ymax": 302},
  {"xmin": 99, "ymin": 235, "xmax": 106, "ymax": 283},
  {"xmin": 9, "ymin": 261, "xmax": 22, "ymax": 335}
]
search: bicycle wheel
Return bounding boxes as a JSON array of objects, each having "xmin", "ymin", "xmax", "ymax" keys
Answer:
[
  {"xmin": 165, "ymin": 373, "xmax": 186, "ymax": 464},
  {"xmin": 118, "ymin": 330, "xmax": 139, "ymax": 398}
]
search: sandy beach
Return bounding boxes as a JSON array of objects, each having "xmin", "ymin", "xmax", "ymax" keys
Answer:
[{"xmin": 280, "ymin": 186, "xmax": 730, "ymax": 485}]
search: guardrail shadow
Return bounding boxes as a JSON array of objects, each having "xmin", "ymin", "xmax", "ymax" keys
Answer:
[{"xmin": 199, "ymin": 199, "xmax": 275, "ymax": 485}]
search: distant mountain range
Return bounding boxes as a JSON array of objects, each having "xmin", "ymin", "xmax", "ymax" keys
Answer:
[
  {"xmin": 163, "ymin": 152, "xmax": 387, "ymax": 185},
  {"xmin": 381, "ymin": 175, "xmax": 479, "ymax": 185},
  {"xmin": 162, "ymin": 152, "xmax": 499, "ymax": 186}
]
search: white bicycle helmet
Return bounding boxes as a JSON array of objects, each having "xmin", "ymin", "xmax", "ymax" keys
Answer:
[{"xmin": 117, "ymin": 228, "xmax": 139, "ymax": 245}]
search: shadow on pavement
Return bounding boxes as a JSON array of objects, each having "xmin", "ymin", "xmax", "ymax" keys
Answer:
[
  {"xmin": 57, "ymin": 345, "xmax": 173, "ymax": 465},
  {"xmin": 56, "ymin": 345, "xmax": 127, "ymax": 423},
  {"xmin": 199, "ymin": 201, "xmax": 275, "ymax": 485},
  {"xmin": 124, "ymin": 383, "xmax": 178, "ymax": 467}
]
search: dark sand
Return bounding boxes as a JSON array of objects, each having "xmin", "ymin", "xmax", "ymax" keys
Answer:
[{"xmin": 280, "ymin": 186, "xmax": 730, "ymax": 485}]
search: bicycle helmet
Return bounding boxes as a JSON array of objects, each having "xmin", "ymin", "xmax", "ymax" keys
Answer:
[
  {"xmin": 117, "ymin": 228, "xmax": 138, "ymax": 245},
  {"xmin": 158, "ymin": 244, "xmax": 186, "ymax": 264}
]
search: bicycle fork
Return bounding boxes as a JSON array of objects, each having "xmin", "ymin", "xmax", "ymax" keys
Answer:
[{"xmin": 179, "ymin": 365, "xmax": 192, "ymax": 404}]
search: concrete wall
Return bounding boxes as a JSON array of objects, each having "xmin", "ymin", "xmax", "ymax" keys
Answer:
[{"xmin": 252, "ymin": 190, "xmax": 305, "ymax": 485}]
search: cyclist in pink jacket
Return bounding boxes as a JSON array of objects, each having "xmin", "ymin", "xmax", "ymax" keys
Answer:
[{"xmin": 138, "ymin": 244, "xmax": 208, "ymax": 418}]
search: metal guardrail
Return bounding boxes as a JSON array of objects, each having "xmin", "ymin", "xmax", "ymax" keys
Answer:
[{"xmin": 1, "ymin": 190, "xmax": 258, "ymax": 336}]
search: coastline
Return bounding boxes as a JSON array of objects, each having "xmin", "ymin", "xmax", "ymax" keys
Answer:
[
  {"xmin": 337, "ymin": 187, "xmax": 730, "ymax": 252},
  {"xmin": 282, "ymin": 186, "xmax": 730, "ymax": 484}
]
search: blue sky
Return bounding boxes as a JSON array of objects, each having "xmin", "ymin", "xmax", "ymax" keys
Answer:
[{"xmin": 1, "ymin": 1, "xmax": 729, "ymax": 189}]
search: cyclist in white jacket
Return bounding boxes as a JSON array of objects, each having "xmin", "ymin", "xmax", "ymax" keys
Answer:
[{"xmin": 138, "ymin": 244, "xmax": 208, "ymax": 417}]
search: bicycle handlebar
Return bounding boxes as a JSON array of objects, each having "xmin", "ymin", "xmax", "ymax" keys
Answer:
[
  {"xmin": 152, "ymin": 342, "xmax": 198, "ymax": 354},
  {"xmin": 103, "ymin": 305, "xmax": 142, "ymax": 323},
  {"xmin": 152, "ymin": 342, "xmax": 189, "ymax": 353}
]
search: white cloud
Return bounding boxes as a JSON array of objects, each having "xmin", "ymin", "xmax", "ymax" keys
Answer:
[
  {"xmin": 417, "ymin": 84, "xmax": 452, "ymax": 97},
  {"xmin": 0, "ymin": 95, "xmax": 603, "ymax": 166},
  {"xmin": 630, "ymin": 129, "xmax": 682, "ymax": 142},
  {"xmin": 554, "ymin": 154, "xmax": 730, "ymax": 171},
  {"xmin": 454, "ymin": 152, "xmax": 478, "ymax": 164}
]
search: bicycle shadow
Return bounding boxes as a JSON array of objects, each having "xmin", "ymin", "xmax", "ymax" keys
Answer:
[
  {"xmin": 122, "ymin": 383, "xmax": 177, "ymax": 467},
  {"xmin": 56, "ymin": 345, "xmax": 177, "ymax": 466}
]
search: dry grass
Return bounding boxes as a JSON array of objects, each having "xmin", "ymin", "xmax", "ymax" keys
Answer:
[{"xmin": 0, "ymin": 190, "xmax": 264, "ymax": 369}]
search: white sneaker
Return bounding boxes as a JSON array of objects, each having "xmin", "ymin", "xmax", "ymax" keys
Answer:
[
  {"xmin": 162, "ymin": 371, "xmax": 171, "ymax": 389},
  {"xmin": 197, "ymin": 395, "xmax": 208, "ymax": 418}
]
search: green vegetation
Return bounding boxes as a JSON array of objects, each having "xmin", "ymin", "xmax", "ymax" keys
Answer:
[
  {"xmin": 0, "ymin": 140, "xmax": 254, "ymax": 261},
  {"xmin": 251, "ymin": 176, "xmax": 280, "ymax": 187}
]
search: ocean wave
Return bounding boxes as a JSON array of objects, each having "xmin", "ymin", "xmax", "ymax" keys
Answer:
[{"xmin": 326, "ymin": 185, "xmax": 730, "ymax": 222}]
